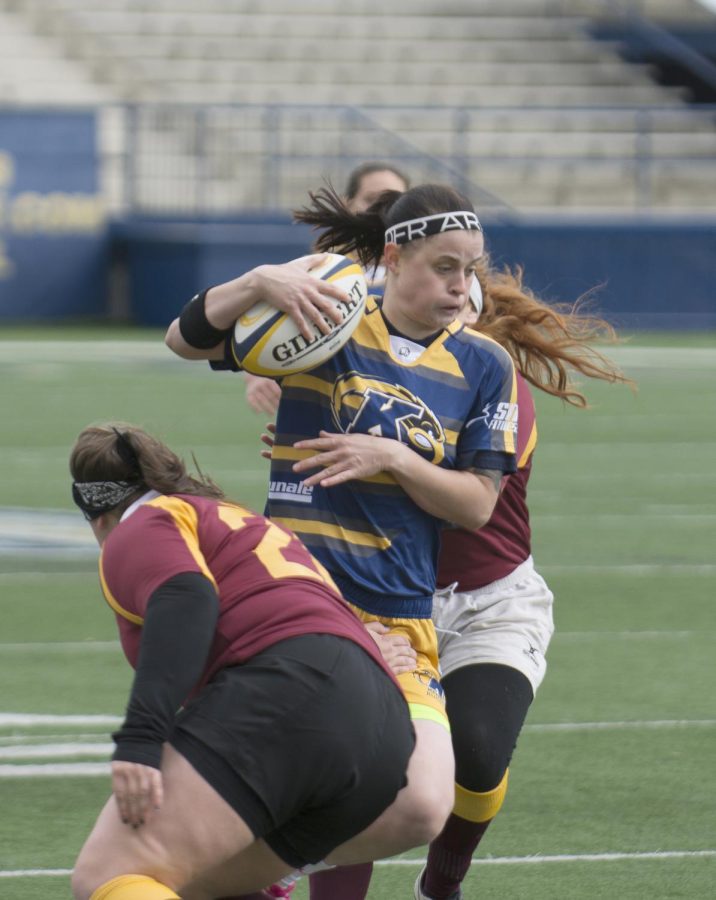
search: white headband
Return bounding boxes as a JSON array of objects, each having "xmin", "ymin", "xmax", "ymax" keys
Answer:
[{"xmin": 385, "ymin": 210, "xmax": 482, "ymax": 245}]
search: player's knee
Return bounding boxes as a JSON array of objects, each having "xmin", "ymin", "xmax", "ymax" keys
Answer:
[
  {"xmin": 452, "ymin": 720, "xmax": 512, "ymax": 793},
  {"xmin": 402, "ymin": 775, "xmax": 455, "ymax": 845},
  {"xmin": 444, "ymin": 663, "xmax": 533, "ymax": 793},
  {"xmin": 458, "ymin": 751, "xmax": 508, "ymax": 794}
]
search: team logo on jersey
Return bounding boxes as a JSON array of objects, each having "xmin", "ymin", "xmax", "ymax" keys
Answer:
[
  {"xmin": 480, "ymin": 401, "xmax": 518, "ymax": 434},
  {"xmin": 331, "ymin": 372, "xmax": 446, "ymax": 464},
  {"xmin": 414, "ymin": 669, "xmax": 445, "ymax": 702}
]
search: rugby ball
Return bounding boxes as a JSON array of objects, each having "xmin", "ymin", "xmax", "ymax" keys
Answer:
[{"xmin": 231, "ymin": 253, "xmax": 367, "ymax": 377}]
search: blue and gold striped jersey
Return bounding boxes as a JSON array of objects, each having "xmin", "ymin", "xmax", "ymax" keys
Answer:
[{"xmin": 264, "ymin": 296, "xmax": 518, "ymax": 618}]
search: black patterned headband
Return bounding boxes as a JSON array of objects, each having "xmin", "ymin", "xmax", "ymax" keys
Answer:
[
  {"xmin": 385, "ymin": 211, "xmax": 482, "ymax": 246},
  {"xmin": 72, "ymin": 480, "xmax": 143, "ymax": 520}
]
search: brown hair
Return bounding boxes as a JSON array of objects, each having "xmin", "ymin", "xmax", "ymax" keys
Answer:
[
  {"xmin": 344, "ymin": 162, "xmax": 410, "ymax": 201},
  {"xmin": 70, "ymin": 423, "xmax": 224, "ymax": 511},
  {"xmin": 476, "ymin": 256, "xmax": 633, "ymax": 407},
  {"xmin": 296, "ymin": 179, "xmax": 630, "ymax": 407},
  {"xmin": 294, "ymin": 182, "xmax": 473, "ymax": 272}
]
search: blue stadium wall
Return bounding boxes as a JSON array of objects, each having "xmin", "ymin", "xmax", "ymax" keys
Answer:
[
  {"xmin": 1, "ymin": 111, "xmax": 714, "ymax": 329},
  {"xmin": 0, "ymin": 110, "xmax": 109, "ymax": 319},
  {"xmin": 112, "ymin": 215, "xmax": 716, "ymax": 330}
]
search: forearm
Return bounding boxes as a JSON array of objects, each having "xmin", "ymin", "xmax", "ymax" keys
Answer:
[
  {"xmin": 387, "ymin": 443, "xmax": 499, "ymax": 530},
  {"xmin": 112, "ymin": 572, "xmax": 219, "ymax": 768},
  {"xmin": 293, "ymin": 431, "xmax": 501, "ymax": 529},
  {"xmin": 166, "ymin": 255, "xmax": 348, "ymax": 360},
  {"xmin": 165, "ymin": 272, "xmax": 262, "ymax": 360}
]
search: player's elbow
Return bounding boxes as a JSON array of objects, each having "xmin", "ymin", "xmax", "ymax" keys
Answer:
[
  {"xmin": 450, "ymin": 492, "xmax": 498, "ymax": 532},
  {"xmin": 165, "ymin": 319, "xmax": 187, "ymax": 356},
  {"xmin": 165, "ymin": 319, "xmax": 207, "ymax": 360},
  {"xmin": 454, "ymin": 507, "xmax": 492, "ymax": 532}
]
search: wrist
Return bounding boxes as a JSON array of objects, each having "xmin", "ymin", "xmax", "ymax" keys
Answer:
[{"xmin": 383, "ymin": 438, "xmax": 409, "ymax": 477}]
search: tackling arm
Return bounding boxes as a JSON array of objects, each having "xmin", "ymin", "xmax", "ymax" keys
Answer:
[
  {"xmin": 112, "ymin": 571, "xmax": 219, "ymax": 769},
  {"xmin": 165, "ymin": 255, "xmax": 347, "ymax": 359},
  {"xmin": 292, "ymin": 431, "xmax": 502, "ymax": 531}
]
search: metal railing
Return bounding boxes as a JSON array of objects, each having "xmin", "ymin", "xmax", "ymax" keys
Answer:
[{"xmin": 114, "ymin": 102, "xmax": 716, "ymax": 217}]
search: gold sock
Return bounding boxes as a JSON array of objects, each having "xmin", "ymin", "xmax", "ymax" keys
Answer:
[
  {"xmin": 89, "ymin": 873, "xmax": 181, "ymax": 899},
  {"xmin": 453, "ymin": 769, "xmax": 509, "ymax": 823}
]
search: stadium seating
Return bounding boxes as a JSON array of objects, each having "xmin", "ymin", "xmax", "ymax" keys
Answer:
[
  {"xmin": 0, "ymin": 5, "xmax": 111, "ymax": 104},
  {"xmin": 2, "ymin": 0, "xmax": 715, "ymax": 213}
]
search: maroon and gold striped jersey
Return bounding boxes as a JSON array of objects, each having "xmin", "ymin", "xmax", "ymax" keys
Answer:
[
  {"xmin": 98, "ymin": 493, "xmax": 395, "ymax": 690},
  {"xmin": 436, "ymin": 373, "xmax": 537, "ymax": 590}
]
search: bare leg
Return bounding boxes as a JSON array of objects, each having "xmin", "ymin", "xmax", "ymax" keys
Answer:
[
  {"xmin": 72, "ymin": 746, "xmax": 287, "ymax": 900},
  {"xmin": 182, "ymin": 841, "xmax": 293, "ymax": 900},
  {"xmin": 325, "ymin": 719, "xmax": 455, "ymax": 865}
]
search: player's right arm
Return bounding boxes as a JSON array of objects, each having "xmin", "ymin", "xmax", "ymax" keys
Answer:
[
  {"xmin": 111, "ymin": 571, "xmax": 220, "ymax": 827},
  {"xmin": 164, "ymin": 255, "xmax": 345, "ymax": 359}
]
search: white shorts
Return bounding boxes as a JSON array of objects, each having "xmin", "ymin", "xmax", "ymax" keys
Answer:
[{"xmin": 432, "ymin": 556, "xmax": 554, "ymax": 695}]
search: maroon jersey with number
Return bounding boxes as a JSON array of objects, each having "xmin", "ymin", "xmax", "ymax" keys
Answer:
[
  {"xmin": 98, "ymin": 493, "xmax": 396, "ymax": 691},
  {"xmin": 436, "ymin": 373, "xmax": 536, "ymax": 590}
]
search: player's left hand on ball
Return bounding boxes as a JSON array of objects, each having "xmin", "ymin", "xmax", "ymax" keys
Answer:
[
  {"xmin": 365, "ymin": 622, "xmax": 418, "ymax": 675},
  {"xmin": 292, "ymin": 431, "xmax": 400, "ymax": 487},
  {"xmin": 253, "ymin": 255, "xmax": 348, "ymax": 340},
  {"xmin": 111, "ymin": 760, "xmax": 164, "ymax": 828}
]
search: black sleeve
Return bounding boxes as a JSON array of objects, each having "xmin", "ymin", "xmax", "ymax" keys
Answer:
[
  {"xmin": 209, "ymin": 332, "xmax": 242, "ymax": 371},
  {"xmin": 467, "ymin": 449, "xmax": 518, "ymax": 475},
  {"xmin": 178, "ymin": 288, "xmax": 233, "ymax": 349},
  {"xmin": 111, "ymin": 571, "xmax": 220, "ymax": 769}
]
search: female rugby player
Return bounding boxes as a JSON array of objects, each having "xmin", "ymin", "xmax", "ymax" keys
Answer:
[
  {"xmin": 165, "ymin": 182, "xmax": 520, "ymax": 877},
  {"xmin": 69, "ymin": 424, "xmax": 415, "ymax": 900}
]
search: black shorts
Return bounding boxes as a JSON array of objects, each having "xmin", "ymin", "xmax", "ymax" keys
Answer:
[{"xmin": 170, "ymin": 634, "xmax": 415, "ymax": 868}]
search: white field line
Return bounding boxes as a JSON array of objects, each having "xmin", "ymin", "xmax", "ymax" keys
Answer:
[
  {"xmin": 0, "ymin": 743, "xmax": 112, "ymax": 759},
  {"xmin": 523, "ymin": 719, "xmax": 716, "ymax": 733},
  {"xmin": 0, "ymin": 732, "xmax": 113, "ymax": 745},
  {"xmin": 380, "ymin": 849, "xmax": 716, "ymax": 865},
  {"xmin": 2, "ymin": 720, "xmax": 715, "ymax": 778},
  {"xmin": 555, "ymin": 630, "xmax": 700, "ymax": 639},
  {"xmin": 0, "ymin": 341, "xmax": 183, "ymax": 364},
  {"xmin": 386, "ymin": 850, "xmax": 716, "ymax": 866},
  {"xmin": 537, "ymin": 514, "xmax": 716, "ymax": 523},
  {"xmin": 0, "ymin": 762, "xmax": 109, "ymax": 777},
  {"xmin": 540, "ymin": 564, "xmax": 716, "ymax": 575},
  {"xmin": 3, "ymin": 714, "xmax": 713, "ymax": 732},
  {"xmin": 0, "ymin": 713, "xmax": 121, "ymax": 726},
  {"xmin": 0, "ymin": 869, "xmax": 73, "ymax": 878},
  {"xmin": 0, "ymin": 629, "xmax": 708, "ymax": 654},
  {"xmin": 3, "ymin": 849, "xmax": 716, "ymax": 879},
  {"xmin": 0, "ymin": 571, "xmax": 97, "ymax": 581},
  {"xmin": 3, "ymin": 341, "xmax": 714, "ymax": 369},
  {"xmin": 0, "ymin": 641, "xmax": 119, "ymax": 651},
  {"xmin": 3, "ymin": 564, "xmax": 715, "ymax": 581}
]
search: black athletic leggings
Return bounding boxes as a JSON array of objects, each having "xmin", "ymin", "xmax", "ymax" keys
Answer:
[{"xmin": 442, "ymin": 662, "xmax": 534, "ymax": 793}]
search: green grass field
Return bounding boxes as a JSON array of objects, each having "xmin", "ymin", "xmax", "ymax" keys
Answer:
[{"xmin": 1, "ymin": 328, "xmax": 715, "ymax": 899}]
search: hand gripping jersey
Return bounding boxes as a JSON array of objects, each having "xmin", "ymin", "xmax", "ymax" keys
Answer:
[
  {"xmin": 98, "ymin": 492, "xmax": 396, "ymax": 691},
  {"xmin": 437, "ymin": 372, "xmax": 537, "ymax": 590},
  {"xmin": 226, "ymin": 296, "xmax": 518, "ymax": 619}
]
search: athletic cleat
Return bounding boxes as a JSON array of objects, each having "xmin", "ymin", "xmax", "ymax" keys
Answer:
[
  {"xmin": 413, "ymin": 867, "xmax": 462, "ymax": 900},
  {"xmin": 264, "ymin": 885, "xmax": 295, "ymax": 898}
]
